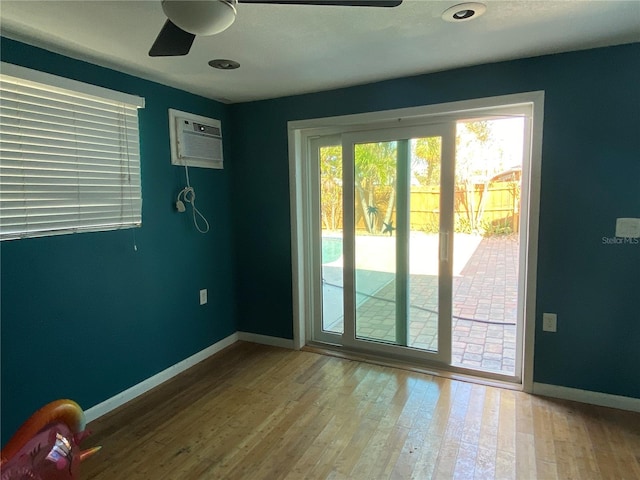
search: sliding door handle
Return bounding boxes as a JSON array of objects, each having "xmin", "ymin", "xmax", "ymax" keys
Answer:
[{"xmin": 440, "ymin": 231, "xmax": 449, "ymax": 262}]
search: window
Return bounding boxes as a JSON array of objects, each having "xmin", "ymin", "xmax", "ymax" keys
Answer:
[{"xmin": 0, "ymin": 63, "xmax": 144, "ymax": 241}]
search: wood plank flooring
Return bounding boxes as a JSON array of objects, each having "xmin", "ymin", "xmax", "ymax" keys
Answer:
[{"xmin": 82, "ymin": 342, "xmax": 640, "ymax": 479}]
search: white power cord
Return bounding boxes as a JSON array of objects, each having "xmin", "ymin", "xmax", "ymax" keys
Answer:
[{"xmin": 176, "ymin": 165, "xmax": 210, "ymax": 233}]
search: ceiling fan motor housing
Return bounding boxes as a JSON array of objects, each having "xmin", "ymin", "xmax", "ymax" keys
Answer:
[{"xmin": 162, "ymin": 0, "xmax": 238, "ymax": 36}]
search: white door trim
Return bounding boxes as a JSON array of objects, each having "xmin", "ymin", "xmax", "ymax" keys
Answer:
[{"xmin": 288, "ymin": 91, "xmax": 544, "ymax": 390}]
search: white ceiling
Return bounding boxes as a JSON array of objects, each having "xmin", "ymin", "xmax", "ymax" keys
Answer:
[{"xmin": 1, "ymin": 1, "xmax": 639, "ymax": 103}]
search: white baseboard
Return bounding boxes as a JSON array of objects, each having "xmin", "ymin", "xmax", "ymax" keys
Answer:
[
  {"xmin": 237, "ymin": 331, "xmax": 295, "ymax": 349},
  {"xmin": 84, "ymin": 332, "xmax": 238, "ymax": 423},
  {"xmin": 533, "ymin": 383, "xmax": 640, "ymax": 412}
]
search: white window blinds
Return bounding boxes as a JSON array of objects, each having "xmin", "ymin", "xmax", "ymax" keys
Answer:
[{"xmin": 0, "ymin": 63, "xmax": 145, "ymax": 241}]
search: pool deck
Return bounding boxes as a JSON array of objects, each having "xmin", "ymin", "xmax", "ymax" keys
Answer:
[{"xmin": 323, "ymin": 234, "xmax": 519, "ymax": 375}]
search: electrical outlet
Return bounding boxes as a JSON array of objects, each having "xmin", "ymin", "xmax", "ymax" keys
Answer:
[
  {"xmin": 199, "ymin": 289, "xmax": 208, "ymax": 305},
  {"xmin": 542, "ymin": 313, "xmax": 557, "ymax": 332}
]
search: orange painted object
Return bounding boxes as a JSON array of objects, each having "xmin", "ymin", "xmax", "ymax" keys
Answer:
[{"xmin": 1, "ymin": 399, "xmax": 101, "ymax": 480}]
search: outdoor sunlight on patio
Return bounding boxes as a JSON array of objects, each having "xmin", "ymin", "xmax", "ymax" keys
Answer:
[
  {"xmin": 322, "ymin": 233, "xmax": 518, "ymax": 374},
  {"xmin": 319, "ymin": 116, "xmax": 524, "ymax": 377}
]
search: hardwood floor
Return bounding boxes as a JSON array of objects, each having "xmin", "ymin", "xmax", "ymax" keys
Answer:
[{"xmin": 82, "ymin": 342, "xmax": 640, "ymax": 479}]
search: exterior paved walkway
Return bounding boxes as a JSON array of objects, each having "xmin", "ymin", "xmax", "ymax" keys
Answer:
[{"xmin": 451, "ymin": 235, "xmax": 519, "ymax": 373}]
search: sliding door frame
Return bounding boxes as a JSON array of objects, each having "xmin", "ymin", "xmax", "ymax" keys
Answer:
[
  {"xmin": 340, "ymin": 124, "xmax": 455, "ymax": 365},
  {"xmin": 289, "ymin": 92, "xmax": 544, "ymax": 391}
]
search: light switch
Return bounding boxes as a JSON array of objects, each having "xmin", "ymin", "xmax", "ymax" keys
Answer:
[{"xmin": 615, "ymin": 218, "xmax": 640, "ymax": 238}]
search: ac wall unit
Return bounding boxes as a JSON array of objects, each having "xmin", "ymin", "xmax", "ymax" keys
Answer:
[{"xmin": 168, "ymin": 108, "xmax": 223, "ymax": 169}]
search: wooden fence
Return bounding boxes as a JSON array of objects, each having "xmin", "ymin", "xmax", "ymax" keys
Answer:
[{"xmin": 322, "ymin": 181, "xmax": 520, "ymax": 236}]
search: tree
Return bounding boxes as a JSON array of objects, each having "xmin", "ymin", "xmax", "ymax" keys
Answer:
[
  {"xmin": 319, "ymin": 142, "xmax": 397, "ymax": 234},
  {"xmin": 319, "ymin": 145, "xmax": 342, "ymax": 231},
  {"xmin": 354, "ymin": 142, "xmax": 397, "ymax": 234},
  {"xmin": 456, "ymin": 120, "xmax": 495, "ymax": 232},
  {"xmin": 412, "ymin": 137, "xmax": 441, "ymax": 187}
]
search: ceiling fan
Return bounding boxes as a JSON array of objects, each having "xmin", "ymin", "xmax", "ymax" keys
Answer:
[{"xmin": 149, "ymin": 0, "xmax": 403, "ymax": 57}]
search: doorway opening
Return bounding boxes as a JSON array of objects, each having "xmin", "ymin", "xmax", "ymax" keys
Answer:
[{"xmin": 290, "ymin": 93, "xmax": 543, "ymax": 386}]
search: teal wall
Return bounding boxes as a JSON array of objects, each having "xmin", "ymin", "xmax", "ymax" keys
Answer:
[
  {"xmin": 229, "ymin": 43, "xmax": 640, "ymax": 398},
  {"xmin": 0, "ymin": 39, "xmax": 236, "ymax": 444},
  {"xmin": 1, "ymin": 38, "xmax": 638, "ymax": 446}
]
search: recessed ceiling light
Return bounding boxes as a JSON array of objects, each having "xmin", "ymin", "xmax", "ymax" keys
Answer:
[
  {"xmin": 208, "ymin": 59, "xmax": 240, "ymax": 70},
  {"xmin": 442, "ymin": 2, "xmax": 486, "ymax": 22}
]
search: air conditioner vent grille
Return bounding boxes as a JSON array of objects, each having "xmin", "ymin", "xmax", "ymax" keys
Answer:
[{"xmin": 169, "ymin": 109, "xmax": 223, "ymax": 169}]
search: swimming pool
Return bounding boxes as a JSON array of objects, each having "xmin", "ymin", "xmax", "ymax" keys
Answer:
[{"xmin": 322, "ymin": 236, "xmax": 342, "ymax": 264}]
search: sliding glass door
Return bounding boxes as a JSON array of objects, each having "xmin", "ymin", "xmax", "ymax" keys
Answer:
[
  {"xmin": 314, "ymin": 124, "xmax": 456, "ymax": 364},
  {"xmin": 297, "ymin": 97, "xmax": 539, "ymax": 384}
]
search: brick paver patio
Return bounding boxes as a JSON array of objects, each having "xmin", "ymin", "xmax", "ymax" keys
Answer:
[{"xmin": 324, "ymin": 235, "xmax": 520, "ymax": 375}]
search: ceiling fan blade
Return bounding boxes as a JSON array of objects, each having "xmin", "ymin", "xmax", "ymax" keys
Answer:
[
  {"xmin": 238, "ymin": 0, "xmax": 401, "ymax": 7},
  {"xmin": 149, "ymin": 19, "xmax": 197, "ymax": 57}
]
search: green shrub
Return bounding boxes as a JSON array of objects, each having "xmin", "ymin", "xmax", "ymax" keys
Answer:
[{"xmin": 480, "ymin": 219, "xmax": 513, "ymax": 236}]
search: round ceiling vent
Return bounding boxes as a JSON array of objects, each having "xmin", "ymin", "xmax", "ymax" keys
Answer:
[
  {"xmin": 442, "ymin": 2, "xmax": 487, "ymax": 22},
  {"xmin": 209, "ymin": 59, "xmax": 240, "ymax": 70}
]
